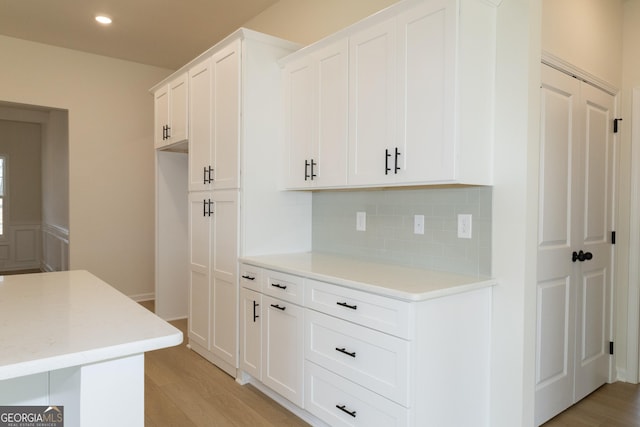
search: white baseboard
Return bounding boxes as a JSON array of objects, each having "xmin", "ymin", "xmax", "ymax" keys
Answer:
[{"xmin": 128, "ymin": 293, "xmax": 155, "ymax": 302}]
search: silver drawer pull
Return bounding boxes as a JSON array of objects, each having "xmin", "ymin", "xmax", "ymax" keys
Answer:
[
  {"xmin": 335, "ymin": 347, "xmax": 356, "ymax": 358},
  {"xmin": 336, "ymin": 301, "xmax": 357, "ymax": 310},
  {"xmin": 271, "ymin": 283, "xmax": 287, "ymax": 290},
  {"xmin": 336, "ymin": 404, "xmax": 357, "ymax": 418}
]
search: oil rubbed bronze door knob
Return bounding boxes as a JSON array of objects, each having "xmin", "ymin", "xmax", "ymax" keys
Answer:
[{"xmin": 572, "ymin": 250, "xmax": 593, "ymax": 262}]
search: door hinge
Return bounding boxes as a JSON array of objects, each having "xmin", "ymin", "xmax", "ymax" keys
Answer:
[
  {"xmin": 614, "ymin": 118, "xmax": 623, "ymax": 133},
  {"xmin": 612, "ymin": 231, "xmax": 616, "ymax": 244},
  {"xmin": 610, "ymin": 341, "xmax": 614, "ymax": 355}
]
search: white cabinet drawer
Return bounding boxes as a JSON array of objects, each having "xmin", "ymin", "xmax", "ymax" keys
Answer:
[
  {"xmin": 306, "ymin": 279, "xmax": 412, "ymax": 339},
  {"xmin": 305, "ymin": 309, "xmax": 410, "ymax": 405},
  {"xmin": 239, "ymin": 264, "xmax": 261, "ymax": 292},
  {"xmin": 305, "ymin": 361, "xmax": 409, "ymax": 427},
  {"xmin": 262, "ymin": 269, "xmax": 304, "ymax": 305}
]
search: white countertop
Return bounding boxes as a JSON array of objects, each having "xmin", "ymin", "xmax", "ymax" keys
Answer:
[
  {"xmin": 240, "ymin": 252, "xmax": 495, "ymax": 301},
  {"xmin": 0, "ymin": 270, "xmax": 183, "ymax": 381}
]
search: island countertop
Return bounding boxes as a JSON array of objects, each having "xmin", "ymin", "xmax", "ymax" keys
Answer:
[
  {"xmin": 0, "ymin": 270, "xmax": 183, "ymax": 381},
  {"xmin": 240, "ymin": 252, "xmax": 496, "ymax": 302}
]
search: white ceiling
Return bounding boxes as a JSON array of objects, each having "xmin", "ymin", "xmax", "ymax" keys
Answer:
[{"xmin": 0, "ymin": 0, "xmax": 280, "ymax": 70}]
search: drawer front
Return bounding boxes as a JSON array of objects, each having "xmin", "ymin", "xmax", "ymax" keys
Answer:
[
  {"xmin": 305, "ymin": 279, "xmax": 412, "ymax": 339},
  {"xmin": 305, "ymin": 361, "xmax": 409, "ymax": 427},
  {"xmin": 262, "ymin": 269, "xmax": 304, "ymax": 305},
  {"xmin": 306, "ymin": 309, "xmax": 410, "ymax": 405},
  {"xmin": 239, "ymin": 264, "xmax": 261, "ymax": 292}
]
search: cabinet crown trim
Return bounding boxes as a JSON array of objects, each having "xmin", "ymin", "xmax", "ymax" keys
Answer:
[{"xmin": 150, "ymin": 28, "xmax": 301, "ymax": 93}]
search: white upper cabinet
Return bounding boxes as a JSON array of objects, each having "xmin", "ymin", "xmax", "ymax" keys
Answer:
[
  {"xmin": 280, "ymin": 0, "xmax": 498, "ymax": 188},
  {"xmin": 396, "ymin": 0, "xmax": 450, "ymax": 183},
  {"xmin": 348, "ymin": 16, "xmax": 398, "ymax": 186},
  {"xmin": 154, "ymin": 72, "xmax": 188, "ymax": 150},
  {"xmin": 284, "ymin": 39, "xmax": 348, "ymax": 189},
  {"xmin": 189, "ymin": 41, "xmax": 241, "ymax": 191},
  {"xmin": 188, "ymin": 59, "xmax": 213, "ymax": 190}
]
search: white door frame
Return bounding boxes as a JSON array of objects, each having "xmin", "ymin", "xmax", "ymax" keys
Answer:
[{"xmin": 627, "ymin": 88, "xmax": 640, "ymax": 383}]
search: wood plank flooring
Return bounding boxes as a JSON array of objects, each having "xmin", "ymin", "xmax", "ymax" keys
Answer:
[
  {"xmin": 140, "ymin": 301, "xmax": 640, "ymax": 426},
  {"xmin": 542, "ymin": 382, "xmax": 640, "ymax": 426},
  {"xmin": 140, "ymin": 301, "xmax": 309, "ymax": 426}
]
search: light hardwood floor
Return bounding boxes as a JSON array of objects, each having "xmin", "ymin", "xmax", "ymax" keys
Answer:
[
  {"xmin": 542, "ymin": 382, "xmax": 640, "ymax": 426},
  {"xmin": 140, "ymin": 301, "xmax": 640, "ymax": 426},
  {"xmin": 140, "ymin": 301, "xmax": 309, "ymax": 426}
]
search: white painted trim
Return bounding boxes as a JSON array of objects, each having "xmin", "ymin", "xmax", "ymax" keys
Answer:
[
  {"xmin": 541, "ymin": 50, "xmax": 619, "ymax": 96},
  {"xmin": 41, "ymin": 223, "xmax": 69, "ymax": 272},
  {"xmin": 128, "ymin": 292, "xmax": 155, "ymax": 303},
  {"xmin": 626, "ymin": 88, "xmax": 640, "ymax": 384},
  {"xmin": 237, "ymin": 373, "xmax": 330, "ymax": 427}
]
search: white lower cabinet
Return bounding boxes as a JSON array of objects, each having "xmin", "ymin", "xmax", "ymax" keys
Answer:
[
  {"xmin": 239, "ymin": 260, "xmax": 492, "ymax": 427},
  {"xmin": 188, "ymin": 190, "xmax": 239, "ymax": 375},
  {"xmin": 262, "ymin": 294, "xmax": 304, "ymax": 407}
]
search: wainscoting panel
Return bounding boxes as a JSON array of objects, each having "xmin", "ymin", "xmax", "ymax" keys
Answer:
[
  {"xmin": 0, "ymin": 224, "xmax": 41, "ymax": 272},
  {"xmin": 42, "ymin": 224, "xmax": 69, "ymax": 272}
]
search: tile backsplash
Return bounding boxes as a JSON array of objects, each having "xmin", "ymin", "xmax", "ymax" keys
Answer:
[{"xmin": 312, "ymin": 186, "xmax": 492, "ymax": 277}]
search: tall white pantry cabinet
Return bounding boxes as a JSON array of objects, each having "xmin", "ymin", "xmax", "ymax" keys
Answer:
[{"xmin": 152, "ymin": 29, "xmax": 310, "ymax": 376}]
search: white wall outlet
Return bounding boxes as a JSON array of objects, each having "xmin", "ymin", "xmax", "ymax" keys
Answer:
[
  {"xmin": 356, "ymin": 211, "xmax": 366, "ymax": 231},
  {"xmin": 457, "ymin": 214, "xmax": 472, "ymax": 239},
  {"xmin": 414, "ymin": 214, "xmax": 425, "ymax": 235}
]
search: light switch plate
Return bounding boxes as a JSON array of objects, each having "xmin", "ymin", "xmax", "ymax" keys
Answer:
[
  {"xmin": 414, "ymin": 214, "xmax": 425, "ymax": 235},
  {"xmin": 356, "ymin": 211, "xmax": 366, "ymax": 231}
]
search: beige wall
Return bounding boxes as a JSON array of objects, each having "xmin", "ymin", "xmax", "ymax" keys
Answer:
[
  {"xmin": 244, "ymin": 0, "xmax": 401, "ymax": 44},
  {"xmin": 542, "ymin": 0, "xmax": 623, "ymax": 88},
  {"xmin": 42, "ymin": 109, "xmax": 69, "ymax": 231},
  {"xmin": 0, "ymin": 120, "xmax": 42, "ymax": 223},
  {"xmin": 0, "ymin": 35, "xmax": 172, "ymax": 296}
]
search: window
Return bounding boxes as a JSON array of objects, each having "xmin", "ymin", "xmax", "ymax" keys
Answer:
[{"xmin": 0, "ymin": 156, "xmax": 5, "ymax": 236}]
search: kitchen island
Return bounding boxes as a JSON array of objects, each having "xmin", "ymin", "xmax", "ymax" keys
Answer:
[{"xmin": 0, "ymin": 270, "xmax": 182, "ymax": 426}]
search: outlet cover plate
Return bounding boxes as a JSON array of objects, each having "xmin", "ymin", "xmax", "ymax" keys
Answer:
[{"xmin": 457, "ymin": 214, "xmax": 472, "ymax": 239}]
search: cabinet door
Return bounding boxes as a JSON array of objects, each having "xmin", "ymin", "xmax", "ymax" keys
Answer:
[
  {"xmin": 189, "ymin": 59, "xmax": 213, "ymax": 191},
  {"xmin": 262, "ymin": 294, "xmax": 304, "ymax": 407},
  {"xmin": 240, "ymin": 287, "xmax": 262, "ymax": 379},
  {"xmin": 211, "ymin": 41, "xmax": 240, "ymax": 190},
  {"xmin": 188, "ymin": 192, "xmax": 212, "ymax": 349},
  {"xmin": 169, "ymin": 73, "xmax": 189, "ymax": 145},
  {"xmin": 397, "ymin": 0, "xmax": 452, "ymax": 183},
  {"xmin": 314, "ymin": 39, "xmax": 349, "ymax": 187},
  {"xmin": 348, "ymin": 17, "xmax": 397, "ymax": 186},
  {"xmin": 210, "ymin": 190, "xmax": 239, "ymax": 367},
  {"xmin": 154, "ymin": 85, "xmax": 169, "ymax": 149},
  {"xmin": 283, "ymin": 56, "xmax": 315, "ymax": 189}
]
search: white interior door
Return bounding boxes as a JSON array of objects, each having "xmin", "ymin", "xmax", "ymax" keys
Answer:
[
  {"xmin": 573, "ymin": 82, "xmax": 614, "ymax": 402},
  {"xmin": 535, "ymin": 65, "xmax": 580, "ymax": 424},
  {"xmin": 535, "ymin": 64, "xmax": 614, "ymax": 425}
]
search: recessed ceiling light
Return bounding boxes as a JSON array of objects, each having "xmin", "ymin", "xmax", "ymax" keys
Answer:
[{"xmin": 95, "ymin": 15, "xmax": 112, "ymax": 25}]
